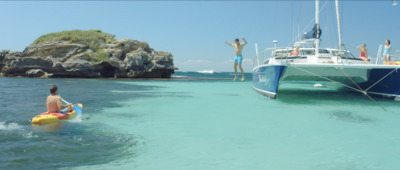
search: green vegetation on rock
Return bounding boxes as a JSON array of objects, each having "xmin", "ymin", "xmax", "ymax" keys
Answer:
[
  {"xmin": 81, "ymin": 51, "xmax": 109, "ymax": 64},
  {"xmin": 32, "ymin": 30, "xmax": 116, "ymax": 50}
]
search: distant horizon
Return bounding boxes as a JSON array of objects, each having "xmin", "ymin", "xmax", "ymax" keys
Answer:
[{"xmin": 1, "ymin": 1, "xmax": 399, "ymax": 72}]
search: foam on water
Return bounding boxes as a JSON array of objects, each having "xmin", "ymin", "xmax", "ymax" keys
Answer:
[
  {"xmin": 196, "ymin": 69, "xmax": 215, "ymax": 74},
  {"xmin": 69, "ymin": 115, "xmax": 83, "ymax": 123},
  {"xmin": 0, "ymin": 122, "xmax": 23, "ymax": 130}
]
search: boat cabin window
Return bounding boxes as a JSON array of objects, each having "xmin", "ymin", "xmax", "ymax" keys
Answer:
[
  {"xmin": 274, "ymin": 50, "xmax": 291, "ymax": 57},
  {"xmin": 300, "ymin": 49, "xmax": 330, "ymax": 55},
  {"xmin": 319, "ymin": 49, "xmax": 330, "ymax": 54},
  {"xmin": 330, "ymin": 50, "xmax": 356, "ymax": 59},
  {"xmin": 340, "ymin": 52, "xmax": 356, "ymax": 59},
  {"xmin": 274, "ymin": 49, "xmax": 331, "ymax": 57}
]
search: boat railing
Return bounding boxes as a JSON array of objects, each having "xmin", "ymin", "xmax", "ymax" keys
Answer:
[
  {"xmin": 375, "ymin": 45, "xmax": 400, "ymax": 64},
  {"xmin": 253, "ymin": 47, "xmax": 341, "ymax": 68},
  {"xmin": 253, "ymin": 47, "xmax": 293, "ymax": 68}
]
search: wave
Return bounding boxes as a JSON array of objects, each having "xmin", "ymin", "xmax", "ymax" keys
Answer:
[
  {"xmin": 69, "ymin": 115, "xmax": 83, "ymax": 123},
  {"xmin": 172, "ymin": 75, "xmax": 188, "ymax": 78},
  {"xmin": 0, "ymin": 122, "xmax": 23, "ymax": 130},
  {"xmin": 196, "ymin": 69, "xmax": 214, "ymax": 74}
]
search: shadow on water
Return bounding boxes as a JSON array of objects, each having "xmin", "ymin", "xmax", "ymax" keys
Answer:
[
  {"xmin": 0, "ymin": 78, "xmax": 165, "ymax": 121},
  {"xmin": 277, "ymin": 89, "xmax": 360, "ymax": 104},
  {"xmin": 0, "ymin": 120, "xmax": 143, "ymax": 169},
  {"xmin": 327, "ymin": 110, "xmax": 374, "ymax": 123},
  {"xmin": 274, "ymin": 86, "xmax": 380, "ymax": 123},
  {"xmin": 111, "ymin": 91, "xmax": 194, "ymax": 99},
  {"xmin": 213, "ymin": 93, "xmax": 240, "ymax": 97},
  {"xmin": 276, "ymin": 87, "xmax": 394, "ymax": 106},
  {"xmin": 0, "ymin": 78, "xmax": 164, "ymax": 169}
]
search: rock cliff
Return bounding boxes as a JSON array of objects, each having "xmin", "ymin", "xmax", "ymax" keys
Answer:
[{"xmin": 0, "ymin": 30, "xmax": 175, "ymax": 78}]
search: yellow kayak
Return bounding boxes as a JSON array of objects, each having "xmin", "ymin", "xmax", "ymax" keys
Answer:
[{"xmin": 31, "ymin": 104, "xmax": 83, "ymax": 125}]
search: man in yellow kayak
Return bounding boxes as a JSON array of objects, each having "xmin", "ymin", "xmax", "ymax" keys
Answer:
[{"xmin": 46, "ymin": 85, "xmax": 72, "ymax": 113}]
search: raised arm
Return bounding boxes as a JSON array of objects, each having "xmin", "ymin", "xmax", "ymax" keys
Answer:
[
  {"xmin": 225, "ymin": 41, "xmax": 234, "ymax": 46},
  {"xmin": 240, "ymin": 37, "xmax": 247, "ymax": 45},
  {"xmin": 357, "ymin": 45, "xmax": 362, "ymax": 50}
]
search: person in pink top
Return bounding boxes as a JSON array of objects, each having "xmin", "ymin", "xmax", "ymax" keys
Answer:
[
  {"xmin": 357, "ymin": 44, "xmax": 369, "ymax": 64},
  {"xmin": 46, "ymin": 85, "xmax": 72, "ymax": 113}
]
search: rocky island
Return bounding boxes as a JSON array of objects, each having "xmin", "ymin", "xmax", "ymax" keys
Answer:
[{"xmin": 0, "ymin": 30, "xmax": 175, "ymax": 78}]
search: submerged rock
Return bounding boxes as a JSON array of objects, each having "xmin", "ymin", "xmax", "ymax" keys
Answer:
[{"xmin": 0, "ymin": 30, "xmax": 175, "ymax": 78}]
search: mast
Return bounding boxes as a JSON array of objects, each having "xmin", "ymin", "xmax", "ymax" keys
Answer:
[
  {"xmin": 255, "ymin": 43, "xmax": 259, "ymax": 66},
  {"xmin": 315, "ymin": 0, "xmax": 320, "ymax": 58},
  {"xmin": 335, "ymin": 0, "xmax": 342, "ymax": 51}
]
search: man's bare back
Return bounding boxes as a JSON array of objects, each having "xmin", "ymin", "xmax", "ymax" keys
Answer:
[
  {"xmin": 47, "ymin": 95, "xmax": 62, "ymax": 113},
  {"xmin": 46, "ymin": 85, "xmax": 72, "ymax": 113}
]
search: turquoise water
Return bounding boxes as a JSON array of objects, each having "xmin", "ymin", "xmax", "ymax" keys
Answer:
[{"xmin": 1, "ymin": 72, "xmax": 400, "ymax": 169}]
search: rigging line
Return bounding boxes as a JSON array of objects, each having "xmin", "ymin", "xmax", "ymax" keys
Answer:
[
  {"xmin": 296, "ymin": 1, "xmax": 303, "ymax": 23},
  {"xmin": 289, "ymin": 0, "xmax": 329, "ymax": 46},
  {"xmin": 291, "ymin": 65, "xmax": 363, "ymax": 93},
  {"xmin": 365, "ymin": 93, "xmax": 387, "ymax": 111},
  {"xmin": 341, "ymin": 0, "xmax": 344, "ymax": 39},
  {"xmin": 296, "ymin": 1, "xmax": 304, "ymax": 41},
  {"xmin": 364, "ymin": 66, "xmax": 400, "ymax": 92},
  {"xmin": 339, "ymin": 68, "xmax": 387, "ymax": 111},
  {"xmin": 326, "ymin": 0, "xmax": 331, "ymax": 49},
  {"xmin": 339, "ymin": 68, "xmax": 365, "ymax": 94},
  {"xmin": 292, "ymin": 65, "xmax": 388, "ymax": 111},
  {"xmin": 292, "ymin": 0, "xmax": 294, "ymax": 42}
]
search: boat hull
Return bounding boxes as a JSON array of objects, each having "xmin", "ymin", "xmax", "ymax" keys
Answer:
[
  {"xmin": 357, "ymin": 68, "xmax": 400, "ymax": 97},
  {"xmin": 31, "ymin": 104, "xmax": 83, "ymax": 124},
  {"xmin": 252, "ymin": 65, "xmax": 286, "ymax": 98}
]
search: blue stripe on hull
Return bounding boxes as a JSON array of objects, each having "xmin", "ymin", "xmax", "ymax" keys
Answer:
[
  {"xmin": 252, "ymin": 65, "xmax": 286, "ymax": 98},
  {"xmin": 358, "ymin": 68, "xmax": 400, "ymax": 97}
]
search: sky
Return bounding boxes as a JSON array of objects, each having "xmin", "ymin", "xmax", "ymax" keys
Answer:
[{"xmin": 0, "ymin": 1, "xmax": 399, "ymax": 72}]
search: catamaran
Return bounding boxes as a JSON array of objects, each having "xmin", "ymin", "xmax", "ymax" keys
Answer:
[{"xmin": 252, "ymin": 0, "xmax": 400, "ymax": 103}]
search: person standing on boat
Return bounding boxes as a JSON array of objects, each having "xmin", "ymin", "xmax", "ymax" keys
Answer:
[
  {"xmin": 225, "ymin": 37, "xmax": 247, "ymax": 81},
  {"xmin": 383, "ymin": 40, "xmax": 392, "ymax": 64},
  {"xmin": 46, "ymin": 85, "xmax": 72, "ymax": 113},
  {"xmin": 357, "ymin": 44, "xmax": 369, "ymax": 64}
]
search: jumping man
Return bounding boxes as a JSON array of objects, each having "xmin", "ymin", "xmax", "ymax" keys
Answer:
[{"xmin": 225, "ymin": 37, "xmax": 247, "ymax": 81}]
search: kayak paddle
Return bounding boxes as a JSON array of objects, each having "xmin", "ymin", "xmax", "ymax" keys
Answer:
[{"xmin": 61, "ymin": 98, "xmax": 82, "ymax": 115}]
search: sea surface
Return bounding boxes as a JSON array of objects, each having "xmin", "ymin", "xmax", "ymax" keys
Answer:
[{"xmin": 1, "ymin": 71, "xmax": 400, "ymax": 170}]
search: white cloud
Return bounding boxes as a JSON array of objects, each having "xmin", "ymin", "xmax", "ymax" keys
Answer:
[{"xmin": 175, "ymin": 58, "xmax": 253, "ymax": 72}]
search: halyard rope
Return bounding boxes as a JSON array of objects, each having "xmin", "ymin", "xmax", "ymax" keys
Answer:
[
  {"xmin": 339, "ymin": 68, "xmax": 387, "ymax": 111},
  {"xmin": 291, "ymin": 65, "xmax": 396, "ymax": 111},
  {"xmin": 291, "ymin": 65, "xmax": 362, "ymax": 93},
  {"xmin": 364, "ymin": 67, "xmax": 400, "ymax": 92},
  {"xmin": 339, "ymin": 68, "xmax": 365, "ymax": 94}
]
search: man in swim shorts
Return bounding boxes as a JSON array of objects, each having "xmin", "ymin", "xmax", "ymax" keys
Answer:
[
  {"xmin": 46, "ymin": 85, "xmax": 72, "ymax": 113},
  {"xmin": 225, "ymin": 37, "xmax": 247, "ymax": 81}
]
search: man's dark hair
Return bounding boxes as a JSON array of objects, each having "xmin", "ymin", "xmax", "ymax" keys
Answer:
[
  {"xmin": 50, "ymin": 85, "xmax": 58, "ymax": 94},
  {"xmin": 235, "ymin": 38, "xmax": 239, "ymax": 42}
]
